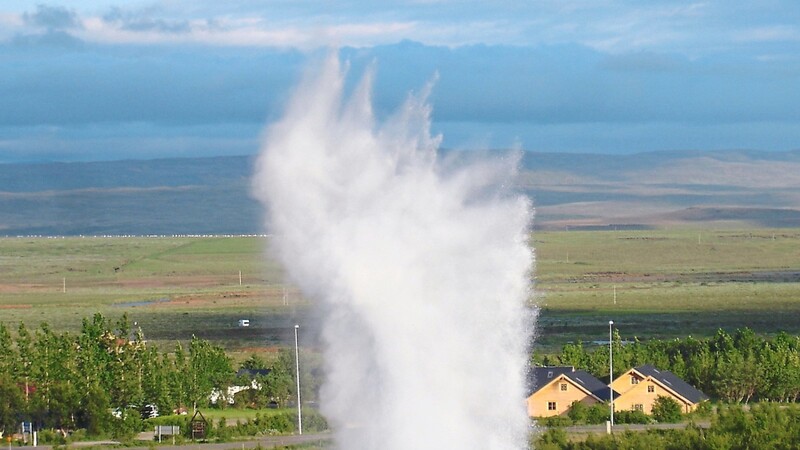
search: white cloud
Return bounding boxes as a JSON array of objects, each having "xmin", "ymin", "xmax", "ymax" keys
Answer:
[
  {"xmin": 735, "ymin": 25, "xmax": 800, "ymax": 43},
  {"xmin": 578, "ymin": 4, "xmax": 709, "ymax": 53},
  {"xmin": 76, "ymin": 15, "xmax": 417, "ymax": 48}
]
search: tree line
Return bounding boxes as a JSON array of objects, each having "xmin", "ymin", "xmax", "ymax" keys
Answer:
[
  {"xmin": 538, "ymin": 327, "xmax": 800, "ymax": 403},
  {"xmin": 0, "ymin": 313, "xmax": 311, "ymax": 436}
]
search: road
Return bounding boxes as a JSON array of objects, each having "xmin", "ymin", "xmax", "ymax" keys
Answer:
[
  {"xmin": 27, "ymin": 433, "xmax": 332, "ymax": 450},
  {"xmin": 548, "ymin": 420, "xmax": 711, "ymax": 435}
]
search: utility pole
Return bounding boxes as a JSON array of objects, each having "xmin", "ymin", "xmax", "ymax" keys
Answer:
[
  {"xmin": 294, "ymin": 324, "xmax": 302, "ymax": 435},
  {"xmin": 609, "ymin": 320, "xmax": 614, "ymax": 428}
]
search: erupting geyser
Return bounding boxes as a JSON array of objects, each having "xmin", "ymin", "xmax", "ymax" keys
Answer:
[{"xmin": 252, "ymin": 53, "xmax": 535, "ymax": 449}]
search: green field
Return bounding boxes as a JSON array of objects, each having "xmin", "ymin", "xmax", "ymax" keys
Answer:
[
  {"xmin": 535, "ymin": 228, "xmax": 800, "ymax": 350},
  {"xmin": 0, "ymin": 236, "xmax": 303, "ymax": 355},
  {"xmin": 1, "ymin": 229, "xmax": 799, "ymax": 354}
]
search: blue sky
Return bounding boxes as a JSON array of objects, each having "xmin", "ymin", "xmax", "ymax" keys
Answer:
[{"xmin": 1, "ymin": 1, "xmax": 799, "ymax": 162}]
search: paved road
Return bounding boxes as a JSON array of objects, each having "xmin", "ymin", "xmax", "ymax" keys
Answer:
[
  {"xmin": 27, "ymin": 433, "xmax": 332, "ymax": 450},
  {"xmin": 547, "ymin": 421, "xmax": 711, "ymax": 434}
]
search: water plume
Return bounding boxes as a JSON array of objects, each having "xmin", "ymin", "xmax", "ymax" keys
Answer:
[{"xmin": 252, "ymin": 53, "xmax": 534, "ymax": 449}]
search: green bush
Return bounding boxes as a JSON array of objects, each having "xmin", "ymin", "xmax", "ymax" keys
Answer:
[
  {"xmin": 538, "ymin": 415, "xmax": 573, "ymax": 427},
  {"xmin": 615, "ymin": 409, "xmax": 651, "ymax": 424},
  {"xmin": 585, "ymin": 403, "xmax": 610, "ymax": 424},
  {"xmin": 301, "ymin": 409, "xmax": 329, "ymax": 433},
  {"xmin": 567, "ymin": 400, "xmax": 588, "ymax": 423},
  {"xmin": 534, "ymin": 428, "xmax": 569, "ymax": 450},
  {"xmin": 67, "ymin": 429, "xmax": 88, "ymax": 442},
  {"xmin": 688, "ymin": 400, "xmax": 713, "ymax": 418},
  {"xmin": 36, "ymin": 429, "xmax": 66, "ymax": 445},
  {"xmin": 111, "ymin": 409, "xmax": 143, "ymax": 439},
  {"xmin": 262, "ymin": 412, "xmax": 294, "ymax": 434},
  {"xmin": 651, "ymin": 396, "xmax": 682, "ymax": 423}
]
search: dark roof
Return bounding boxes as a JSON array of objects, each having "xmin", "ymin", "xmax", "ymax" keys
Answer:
[
  {"xmin": 236, "ymin": 368, "xmax": 270, "ymax": 378},
  {"xmin": 571, "ymin": 369, "xmax": 618, "ymax": 402},
  {"xmin": 634, "ymin": 364, "xmax": 709, "ymax": 403},
  {"xmin": 528, "ymin": 366, "xmax": 574, "ymax": 395},
  {"xmin": 528, "ymin": 366, "xmax": 618, "ymax": 401}
]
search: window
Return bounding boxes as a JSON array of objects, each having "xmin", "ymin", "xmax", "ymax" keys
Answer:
[
  {"xmin": 634, "ymin": 404, "xmax": 644, "ymax": 411},
  {"xmin": 647, "ymin": 385, "xmax": 655, "ymax": 393},
  {"xmin": 547, "ymin": 402, "xmax": 557, "ymax": 411},
  {"xmin": 630, "ymin": 376, "xmax": 639, "ymax": 384},
  {"xmin": 560, "ymin": 383, "xmax": 568, "ymax": 391}
]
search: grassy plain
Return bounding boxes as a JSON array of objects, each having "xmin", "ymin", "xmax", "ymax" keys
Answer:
[
  {"xmin": 1, "ymin": 229, "xmax": 799, "ymax": 354},
  {"xmin": 535, "ymin": 228, "xmax": 800, "ymax": 350},
  {"xmin": 0, "ymin": 236, "xmax": 303, "ymax": 356}
]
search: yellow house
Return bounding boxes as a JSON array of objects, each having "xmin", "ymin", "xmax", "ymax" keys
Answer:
[
  {"xmin": 527, "ymin": 366, "xmax": 617, "ymax": 417},
  {"xmin": 612, "ymin": 364, "xmax": 709, "ymax": 414}
]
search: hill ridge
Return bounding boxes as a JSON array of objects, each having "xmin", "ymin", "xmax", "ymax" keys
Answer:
[{"xmin": 1, "ymin": 150, "xmax": 799, "ymax": 235}]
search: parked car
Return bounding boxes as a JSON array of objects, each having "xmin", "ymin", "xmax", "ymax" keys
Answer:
[{"xmin": 140, "ymin": 404, "xmax": 159, "ymax": 419}]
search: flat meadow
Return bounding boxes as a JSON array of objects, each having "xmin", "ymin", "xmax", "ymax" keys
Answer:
[
  {"xmin": 0, "ymin": 236, "xmax": 302, "ymax": 358},
  {"xmin": 1, "ymin": 228, "xmax": 799, "ymax": 355},
  {"xmin": 535, "ymin": 228, "xmax": 800, "ymax": 350}
]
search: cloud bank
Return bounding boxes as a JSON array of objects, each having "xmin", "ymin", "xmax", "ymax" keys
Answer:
[{"xmin": 2, "ymin": 2, "xmax": 800, "ymax": 162}]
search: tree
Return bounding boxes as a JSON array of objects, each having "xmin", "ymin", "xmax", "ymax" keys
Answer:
[
  {"xmin": 79, "ymin": 384, "xmax": 111, "ymax": 436},
  {"xmin": 0, "ymin": 324, "xmax": 17, "ymax": 377},
  {"xmin": 651, "ymin": 395, "xmax": 682, "ymax": 423},
  {"xmin": 241, "ymin": 354, "xmax": 268, "ymax": 371},
  {"xmin": 140, "ymin": 347, "xmax": 173, "ymax": 414},
  {"xmin": 169, "ymin": 342, "xmax": 189, "ymax": 411},
  {"xmin": 263, "ymin": 350, "xmax": 295, "ymax": 407},
  {"xmin": 187, "ymin": 336, "xmax": 233, "ymax": 410},
  {"xmin": 0, "ymin": 374, "xmax": 24, "ymax": 433},
  {"xmin": 559, "ymin": 341, "xmax": 589, "ymax": 369}
]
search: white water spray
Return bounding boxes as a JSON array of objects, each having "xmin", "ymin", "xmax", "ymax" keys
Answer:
[{"xmin": 252, "ymin": 54, "xmax": 534, "ymax": 449}]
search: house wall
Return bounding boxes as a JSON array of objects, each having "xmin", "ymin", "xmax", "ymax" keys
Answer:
[
  {"xmin": 611, "ymin": 371, "xmax": 644, "ymax": 396},
  {"xmin": 526, "ymin": 376, "xmax": 599, "ymax": 417},
  {"xmin": 614, "ymin": 378, "xmax": 695, "ymax": 414}
]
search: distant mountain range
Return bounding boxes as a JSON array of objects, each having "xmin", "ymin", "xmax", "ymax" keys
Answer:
[{"xmin": 1, "ymin": 149, "xmax": 799, "ymax": 235}]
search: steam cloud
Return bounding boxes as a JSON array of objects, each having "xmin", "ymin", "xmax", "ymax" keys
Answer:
[{"xmin": 252, "ymin": 53, "xmax": 534, "ymax": 449}]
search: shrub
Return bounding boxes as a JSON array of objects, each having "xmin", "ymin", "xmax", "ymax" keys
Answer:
[
  {"xmin": 585, "ymin": 403, "xmax": 610, "ymax": 424},
  {"xmin": 538, "ymin": 415, "xmax": 573, "ymax": 427},
  {"xmin": 689, "ymin": 400, "xmax": 713, "ymax": 418},
  {"xmin": 301, "ymin": 409, "xmax": 329, "ymax": 433},
  {"xmin": 37, "ymin": 429, "xmax": 66, "ymax": 445},
  {"xmin": 67, "ymin": 429, "xmax": 88, "ymax": 442},
  {"xmin": 615, "ymin": 409, "xmax": 651, "ymax": 424},
  {"xmin": 534, "ymin": 428, "xmax": 568, "ymax": 450},
  {"xmin": 651, "ymin": 396, "xmax": 683, "ymax": 423},
  {"xmin": 111, "ymin": 409, "xmax": 143, "ymax": 439},
  {"xmin": 262, "ymin": 412, "xmax": 294, "ymax": 434},
  {"xmin": 567, "ymin": 400, "xmax": 588, "ymax": 423}
]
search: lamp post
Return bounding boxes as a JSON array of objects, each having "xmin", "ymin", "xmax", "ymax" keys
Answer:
[
  {"xmin": 609, "ymin": 320, "xmax": 614, "ymax": 427},
  {"xmin": 294, "ymin": 324, "xmax": 303, "ymax": 435}
]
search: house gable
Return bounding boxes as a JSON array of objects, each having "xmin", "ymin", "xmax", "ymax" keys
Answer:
[
  {"xmin": 634, "ymin": 364, "xmax": 709, "ymax": 404},
  {"xmin": 610, "ymin": 368, "xmax": 645, "ymax": 396},
  {"xmin": 527, "ymin": 374, "xmax": 602, "ymax": 417},
  {"xmin": 614, "ymin": 378, "xmax": 684, "ymax": 414},
  {"xmin": 527, "ymin": 367, "xmax": 616, "ymax": 417},
  {"xmin": 613, "ymin": 365, "xmax": 708, "ymax": 414}
]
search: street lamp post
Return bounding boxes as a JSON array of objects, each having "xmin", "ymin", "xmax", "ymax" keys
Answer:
[
  {"xmin": 294, "ymin": 324, "xmax": 303, "ymax": 435},
  {"xmin": 609, "ymin": 320, "xmax": 614, "ymax": 427}
]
